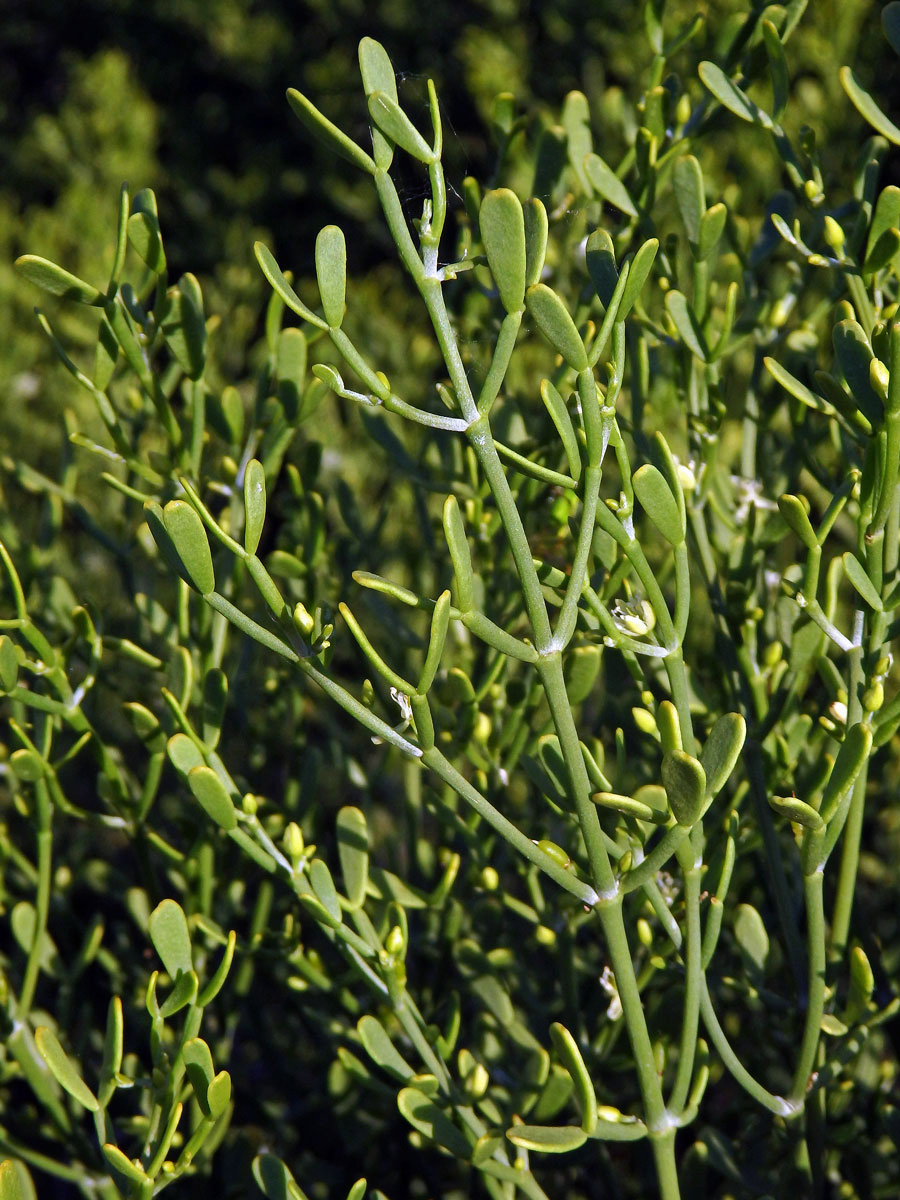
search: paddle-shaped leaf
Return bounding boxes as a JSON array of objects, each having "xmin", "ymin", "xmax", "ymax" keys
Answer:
[
  {"xmin": 524, "ymin": 198, "xmax": 549, "ymax": 287},
  {"xmin": 777, "ymin": 494, "xmax": 818, "ymax": 550},
  {"xmin": 337, "ymin": 806, "xmax": 369, "ymax": 908},
  {"xmin": 665, "ymin": 290, "xmax": 708, "ymax": 360},
  {"xmin": 619, "ymin": 239, "xmax": 658, "ymax": 318},
  {"xmin": 148, "ymin": 898, "xmax": 193, "ymax": 978},
  {"xmin": 0, "ymin": 636, "xmax": 19, "ymax": 694},
  {"xmin": 734, "ymin": 904, "xmax": 769, "ymax": 972},
  {"xmin": 443, "ymin": 495, "xmax": 474, "ymax": 611},
  {"xmin": 820, "ymin": 723, "xmax": 872, "ymax": 823},
  {"xmin": 700, "ymin": 713, "xmax": 746, "ymax": 799},
  {"xmin": 550, "ymin": 1023, "xmax": 598, "ymax": 1133},
  {"xmin": 253, "ymin": 1153, "xmax": 309, "ymax": 1200},
  {"xmin": 101, "ymin": 1145, "xmax": 149, "ymax": 1185},
  {"xmin": 833, "ymin": 320, "xmax": 882, "ymax": 425},
  {"xmin": 699, "ymin": 62, "xmax": 773, "ymax": 129},
  {"xmin": 315, "ymin": 226, "xmax": 346, "ymax": 329},
  {"xmin": 673, "ymin": 155, "xmax": 704, "ymax": 247},
  {"xmin": 842, "ymin": 553, "xmax": 882, "ymax": 610},
  {"xmin": 526, "ymin": 284, "xmax": 588, "ymax": 370},
  {"xmin": 583, "ymin": 153, "xmax": 637, "ymax": 216},
  {"xmin": 127, "ymin": 189, "xmax": 166, "ymax": 274},
  {"xmin": 188, "ymin": 766, "xmax": 238, "ymax": 831},
  {"xmin": 480, "ymin": 189, "xmax": 527, "ymax": 313},
  {"xmin": 358, "ymin": 1014, "xmax": 414, "ymax": 1080},
  {"xmin": 359, "ymin": 37, "xmax": 398, "ymax": 170},
  {"xmin": 35, "ymin": 1028, "xmax": 99, "ymax": 1111},
  {"xmin": 367, "ymin": 92, "xmax": 434, "ymax": 163},
  {"xmin": 161, "ymin": 273, "xmax": 206, "ymax": 380},
  {"xmin": 15, "ymin": 256, "xmax": 104, "ymax": 305},
  {"xmin": 243, "ymin": 459, "xmax": 266, "ymax": 556},
  {"xmin": 163, "ymin": 500, "xmax": 215, "ymax": 594},
  {"xmin": 506, "ymin": 1124, "xmax": 588, "ymax": 1153},
  {"xmin": 633, "ymin": 463, "xmax": 684, "ymax": 545},
  {"xmin": 844, "ymin": 945, "xmax": 875, "ymax": 1024},
  {"xmin": 0, "ymin": 1161, "xmax": 34, "ymax": 1200},
  {"xmin": 397, "ymin": 1088, "xmax": 471, "ymax": 1158},
  {"xmin": 769, "ymin": 793, "xmax": 825, "ymax": 830},
  {"xmin": 662, "ymin": 750, "xmax": 706, "ymax": 826},
  {"xmin": 286, "ymin": 88, "xmax": 376, "ymax": 174},
  {"xmin": 585, "ymin": 229, "xmax": 618, "ymax": 307},
  {"xmin": 697, "ymin": 203, "xmax": 727, "ymax": 260},
  {"xmin": 840, "ymin": 67, "xmax": 900, "ymax": 144},
  {"xmin": 254, "ymin": 242, "xmax": 328, "ymax": 329}
]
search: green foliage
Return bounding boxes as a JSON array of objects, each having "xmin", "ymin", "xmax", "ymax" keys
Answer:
[{"xmin": 3, "ymin": 5, "xmax": 900, "ymax": 1200}]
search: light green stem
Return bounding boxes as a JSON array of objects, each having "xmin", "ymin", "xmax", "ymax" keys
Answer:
[{"xmin": 789, "ymin": 870, "xmax": 826, "ymax": 1103}]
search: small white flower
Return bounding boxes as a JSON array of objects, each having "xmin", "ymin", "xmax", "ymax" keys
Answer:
[
  {"xmin": 612, "ymin": 598, "xmax": 656, "ymax": 638},
  {"xmin": 599, "ymin": 965, "xmax": 623, "ymax": 1020},
  {"xmin": 389, "ymin": 687, "xmax": 413, "ymax": 723},
  {"xmin": 731, "ymin": 475, "xmax": 778, "ymax": 523}
]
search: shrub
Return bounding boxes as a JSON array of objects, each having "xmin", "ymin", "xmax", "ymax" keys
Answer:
[{"xmin": 4, "ymin": 5, "xmax": 900, "ymax": 1199}]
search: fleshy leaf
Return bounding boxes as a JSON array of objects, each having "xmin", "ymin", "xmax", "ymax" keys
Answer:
[
  {"xmin": 358, "ymin": 1014, "xmax": 414, "ymax": 1080},
  {"xmin": 161, "ymin": 273, "xmax": 206, "ymax": 380},
  {"xmin": 253, "ymin": 1153, "xmax": 310, "ymax": 1200},
  {"xmin": 14, "ymin": 256, "xmax": 104, "ymax": 306},
  {"xmin": 286, "ymin": 88, "xmax": 376, "ymax": 174},
  {"xmin": 101, "ymin": 1145, "xmax": 149, "ymax": 1185},
  {"xmin": 254, "ymin": 242, "xmax": 328, "ymax": 329},
  {"xmin": 367, "ymin": 92, "xmax": 434, "ymax": 163},
  {"xmin": 549, "ymin": 1022, "xmax": 598, "ymax": 1133},
  {"xmin": 148, "ymin": 899, "xmax": 193, "ymax": 978},
  {"xmin": 842, "ymin": 553, "xmax": 882, "ymax": 610},
  {"xmin": 244, "ymin": 459, "xmax": 267, "ymax": 556},
  {"xmin": 665, "ymin": 290, "xmax": 708, "ymax": 360},
  {"xmin": 662, "ymin": 750, "xmax": 706, "ymax": 826},
  {"xmin": 0, "ymin": 636, "xmax": 19, "ymax": 693},
  {"xmin": 833, "ymin": 320, "xmax": 882, "ymax": 425},
  {"xmin": 523, "ymin": 198, "xmax": 549, "ymax": 287},
  {"xmin": 35, "ymin": 1028, "xmax": 99, "ymax": 1112},
  {"xmin": 777, "ymin": 494, "xmax": 818, "ymax": 550},
  {"xmin": 840, "ymin": 67, "xmax": 900, "ymax": 145},
  {"xmin": 699, "ymin": 61, "xmax": 773, "ymax": 129},
  {"xmin": 480, "ymin": 189, "xmax": 527, "ymax": 313},
  {"xmin": 820, "ymin": 723, "xmax": 872, "ymax": 823},
  {"xmin": 315, "ymin": 226, "xmax": 347, "ymax": 329},
  {"xmin": 526, "ymin": 284, "xmax": 588, "ymax": 370},
  {"xmin": 506, "ymin": 1124, "xmax": 588, "ymax": 1153},
  {"xmin": 583, "ymin": 153, "xmax": 637, "ymax": 216},
  {"xmin": 633, "ymin": 463, "xmax": 684, "ymax": 545},
  {"xmin": 697, "ymin": 204, "xmax": 727, "ymax": 260},
  {"xmin": 0, "ymin": 1161, "xmax": 35, "ymax": 1200},
  {"xmin": 769, "ymin": 793, "xmax": 825, "ymax": 830},
  {"xmin": 585, "ymin": 229, "xmax": 618, "ymax": 308},
  {"xmin": 673, "ymin": 155, "xmax": 705, "ymax": 247},
  {"xmin": 619, "ymin": 238, "xmax": 658, "ymax": 318},
  {"xmin": 163, "ymin": 500, "xmax": 215, "ymax": 594},
  {"xmin": 733, "ymin": 903, "xmax": 769, "ymax": 972},
  {"xmin": 337, "ymin": 806, "xmax": 369, "ymax": 909},
  {"xmin": 188, "ymin": 766, "xmax": 238, "ymax": 831},
  {"xmin": 397, "ymin": 1088, "xmax": 471, "ymax": 1158},
  {"xmin": 700, "ymin": 713, "xmax": 746, "ymax": 799}
]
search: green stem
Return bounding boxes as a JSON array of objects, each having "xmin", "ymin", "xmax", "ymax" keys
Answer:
[
  {"xmin": 600, "ymin": 899, "xmax": 681, "ymax": 1200},
  {"xmin": 668, "ymin": 848, "xmax": 702, "ymax": 1113},
  {"xmin": 789, "ymin": 869, "xmax": 826, "ymax": 1103},
  {"xmin": 16, "ymin": 784, "xmax": 53, "ymax": 1022},
  {"xmin": 698, "ymin": 979, "xmax": 794, "ymax": 1116},
  {"xmin": 830, "ymin": 628, "xmax": 866, "ymax": 955}
]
